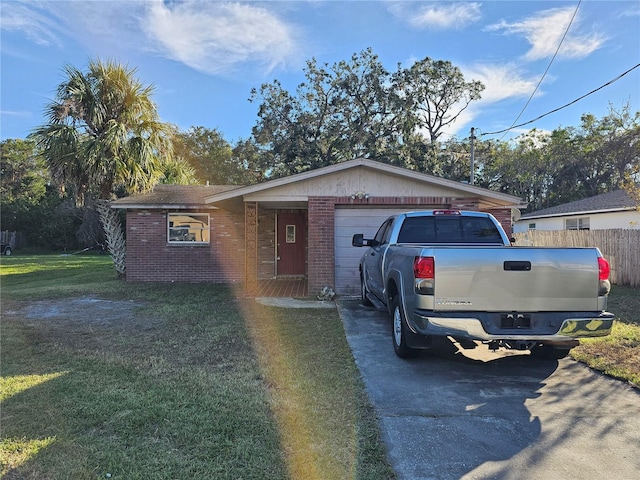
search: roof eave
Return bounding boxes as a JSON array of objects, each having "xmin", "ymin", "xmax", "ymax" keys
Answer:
[
  {"xmin": 520, "ymin": 206, "xmax": 636, "ymax": 220},
  {"xmin": 111, "ymin": 203, "xmax": 219, "ymax": 210},
  {"xmin": 203, "ymin": 158, "xmax": 523, "ymax": 205}
]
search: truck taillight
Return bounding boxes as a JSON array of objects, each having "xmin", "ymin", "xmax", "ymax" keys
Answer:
[
  {"xmin": 414, "ymin": 256, "xmax": 434, "ymax": 295},
  {"xmin": 598, "ymin": 257, "xmax": 611, "ymax": 296},
  {"xmin": 414, "ymin": 256, "xmax": 435, "ymax": 279},
  {"xmin": 598, "ymin": 257, "xmax": 610, "ymax": 281}
]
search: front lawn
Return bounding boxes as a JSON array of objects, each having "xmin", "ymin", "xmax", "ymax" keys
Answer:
[
  {"xmin": 0, "ymin": 255, "xmax": 395, "ymax": 479},
  {"xmin": 571, "ymin": 285, "xmax": 640, "ymax": 388}
]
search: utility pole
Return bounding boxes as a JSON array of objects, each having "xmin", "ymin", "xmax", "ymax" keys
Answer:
[{"xmin": 470, "ymin": 127, "xmax": 476, "ymax": 185}]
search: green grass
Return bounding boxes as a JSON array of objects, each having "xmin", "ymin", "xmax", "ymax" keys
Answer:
[
  {"xmin": 571, "ymin": 285, "xmax": 640, "ymax": 388},
  {"xmin": 1, "ymin": 255, "xmax": 395, "ymax": 479},
  {"xmin": 0, "ymin": 254, "xmax": 122, "ymax": 299}
]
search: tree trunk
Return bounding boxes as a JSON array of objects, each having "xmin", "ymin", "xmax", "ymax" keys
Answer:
[{"xmin": 95, "ymin": 200, "xmax": 126, "ymax": 278}]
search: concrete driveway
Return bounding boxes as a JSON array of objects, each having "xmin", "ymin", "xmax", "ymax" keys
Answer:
[{"xmin": 336, "ymin": 298, "xmax": 640, "ymax": 480}]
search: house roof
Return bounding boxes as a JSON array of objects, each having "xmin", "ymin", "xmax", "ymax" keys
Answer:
[
  {"xmin": 203, "ymin": 158, "xmax": 524, "ymax": 208},
  {"xmin": 111, "ymin": 185, "xmax": 241, "ymax": 209},
  {"xmin": 520, "ymin": 189, "xmax": 637, "ymax": 220},
  {"xmin": 112, "ymin": 158, "xmax": 525, "ymax": 210}
]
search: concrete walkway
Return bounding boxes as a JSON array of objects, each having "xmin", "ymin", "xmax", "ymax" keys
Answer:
[{"xmin": 254, "ymin": 297, "xmax": 336, "ymax": 308}]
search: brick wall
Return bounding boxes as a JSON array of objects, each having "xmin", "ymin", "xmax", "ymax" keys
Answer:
[
  {"xmin": 125, "ymin": 209, "xmax": 245, "ymax": 283},
  {"xmin": 308, "ymin": 197, "xmax": 336, "ymax": 293},
  {"xmin": 124, "ymin": 197, "xmax": 514, "ymax": 288},
  {"xmin": 486, "ymin": 208, "xmax": 514, "ymax": 238}
]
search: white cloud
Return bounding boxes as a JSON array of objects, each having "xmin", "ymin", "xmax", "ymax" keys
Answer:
[
  {"xmin": 388, "ymin": 1, "xmax": 482, "ymax": 30},
  {"xmin": 0, "ymin": 109, "xmax": 31, "ymax": 118},
  {"xmin": 1, "ymin": 2, "xmax": 153, "ymax": 57},
  {"xmin": 619, "ymin": 6, "xmax": 640, "ymax": 19},
  {"xmin": 2, "ymin": 1, "xmax": 302, "ymax": 77},
  {"xmin": 437, "ymin": 63, "xmax": 540, "ymax": 137},
  {"xmin": 487, "ymin": 7, "xmax": 605, "ymax": 61},
  {"xmin": 143, "ymin": 1, "xmax": 301, "ymax": 75},
  {"xmin": 464, "ymin": 63, "xmax": 539, "ymax": 103},
  {"xmin": 0, "ymin": 2, "xmax": 62, "ymax": 47}
]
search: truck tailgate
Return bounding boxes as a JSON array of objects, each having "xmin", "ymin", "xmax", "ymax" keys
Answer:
[{"xmin": 431, "ymin": 247, "xmax": 601, "ymax": 312}]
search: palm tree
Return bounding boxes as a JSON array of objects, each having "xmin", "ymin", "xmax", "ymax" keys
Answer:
[{"xmin": 33, "ymin": 59, "xmax": 184, "ymax": 276}]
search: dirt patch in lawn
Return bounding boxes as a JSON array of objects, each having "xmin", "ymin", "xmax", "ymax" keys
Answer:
[{"xmin": 3, "ymin": 296, "xmax": 161, "ymax": 351}]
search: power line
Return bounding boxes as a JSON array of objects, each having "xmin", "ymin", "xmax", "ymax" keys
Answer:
[
  {"xmin": 499, "ymin": 0, "xmax": 582, "ymax": 140},
  {"xmin": 481, "ymin": 63, "xmax": 640, "ymax": 137}
]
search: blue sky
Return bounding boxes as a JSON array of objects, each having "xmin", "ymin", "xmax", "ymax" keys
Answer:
[{"xmin": 1, "ymin": 1, "xmax": 639, "ymax": 144}]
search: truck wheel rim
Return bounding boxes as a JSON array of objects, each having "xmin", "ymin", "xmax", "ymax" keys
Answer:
[{"xmin": 393, "ymin": 307, "xmax": 402, "ymax": 346}]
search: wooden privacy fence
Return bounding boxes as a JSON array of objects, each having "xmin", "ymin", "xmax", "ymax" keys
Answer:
[{"xmin": 514, "ymin": 229, "xmax": 640, "ymax": 288}]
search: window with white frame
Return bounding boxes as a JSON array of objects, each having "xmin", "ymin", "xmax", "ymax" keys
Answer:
[
  {"xmin": 565, "ymin": 217, "xmax": 590, "ymax": 231},
  {"xmin": 528, "ymin": 223, "xmax": 536, "ymax": 230},
  {"xmin": 168, "ymin": 213, "xmax": 210, "ymax": 244}
]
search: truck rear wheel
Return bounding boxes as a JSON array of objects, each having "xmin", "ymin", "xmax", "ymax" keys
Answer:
[{"xmin": 392, "ymin": 297, "xmax": 419, "ymax": 358}]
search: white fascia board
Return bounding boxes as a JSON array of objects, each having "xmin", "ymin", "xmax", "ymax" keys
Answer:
[
  {"xmin": 521, "ymin": 206, "xmax": 635, "ymax": 220},
  {"xmin": 244, "ymin": 194, "xmax": 309, "ymax": 202}
]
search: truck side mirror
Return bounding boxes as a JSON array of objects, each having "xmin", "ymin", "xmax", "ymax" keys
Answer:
[{"xmin": 352, "ymin": 234, "xmax": 364, "ymax": 247}]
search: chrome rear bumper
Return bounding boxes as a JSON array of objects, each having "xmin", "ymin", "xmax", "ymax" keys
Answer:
[{"xmin": 413, "ymin": 311, "xmax": 614, "ymax": 342}]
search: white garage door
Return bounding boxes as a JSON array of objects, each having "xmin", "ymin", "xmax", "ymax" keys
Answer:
[{"xmin": 334, "ymin": 207, "xmax": 428, "ymax": 295}]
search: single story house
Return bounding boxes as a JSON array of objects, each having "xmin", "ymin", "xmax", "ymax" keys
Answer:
[
  {"xmin": 112, "ymin": 158, "xmax": 523, "ymax": 296},
  {"xmin": 514, "ymin": 189, "xmax": 640, "ymax": 233}
]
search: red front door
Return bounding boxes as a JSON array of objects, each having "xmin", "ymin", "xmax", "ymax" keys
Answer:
[{"xmin": 277, "ymin": 212, "xmax": 306, "ymax": 276}]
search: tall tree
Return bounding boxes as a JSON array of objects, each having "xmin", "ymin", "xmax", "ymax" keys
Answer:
[
  {"xmin": 0, "ymin": 139, "xmax": 47, "ymax": 210},
  {"xmin": 32, "ymin": 59, "xmax": 189, "ymax": 275},
  {"xmin": 324, "ymin": 50, "xmax": 397, "ymax": 162},
  {"xmin": 250, "ymin": 49, "xmax": 396, "ymax": 177},
  {"xmin": 393, "ymin": 58, "xmax": 484, "ymax": 167},
  {"xmin": 173, "ymin": 126, "xmax": 252, "ymax": 185},
  {"xmin": 250, "ymin": 49, "xmax": 484, "ymax": 178},
  {"xmin": 473, "ymin": 104, "xmax": 639, "ymax": 212},
  {"xmin": 547, "ymin": 104, "xmax": 639, "ymax": 206},
  {"xmin": 498, "ymin": 130, "xmax": 555, "ymax": 211},
  {"xmin": 436, "ymin": 137, "xmax": 479, "ymax": 182},
  {"xmin": 230, "ymin": 138, "xmax": 265, "ymax": 185},
  {"xmin": 621, "ymin": 175, "xmax": 640, "ymax": 211},
  {"xmin": 0, "ymin": 139, "xmax": 80, "ymax": 250}
]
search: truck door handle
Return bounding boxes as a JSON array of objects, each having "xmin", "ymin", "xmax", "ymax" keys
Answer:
[{"xmin": 504, "ymin": 261, "xmax": 531, "ymax": 271}]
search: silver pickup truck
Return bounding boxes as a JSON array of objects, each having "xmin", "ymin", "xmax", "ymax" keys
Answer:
[{"xmin": 352, "ymin": 210, "xmax": 615, "ymax": 359}]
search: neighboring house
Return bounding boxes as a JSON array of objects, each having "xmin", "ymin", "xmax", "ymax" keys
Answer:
[
  {"xmin": 112, "ymin": 158, "xmax": 523, "ymax": 295},
  {"xmin": 514, "ymin": 189, "xmax": 640, "ymax": 233}
]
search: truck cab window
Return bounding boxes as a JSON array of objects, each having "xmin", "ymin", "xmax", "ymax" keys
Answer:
[{"xmin": 374, "ymin": 218, "xmax": 394, "ymax": 245}]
